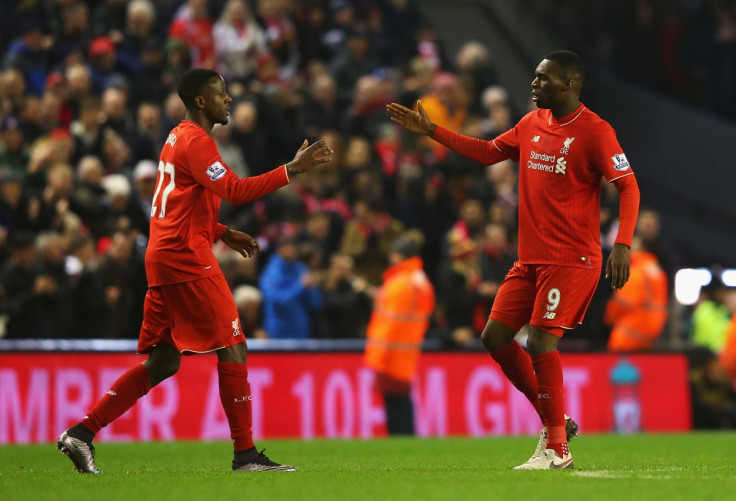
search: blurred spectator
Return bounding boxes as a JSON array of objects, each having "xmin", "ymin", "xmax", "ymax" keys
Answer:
[
  {"xmin": 604, "ymin": 236, "xmax": 669, "ymax": 352},
  {"xmin": 130, "ymin": 101, "xmax": 164, "ymax": 162},
  {"xmin": 436, "ymin": 236, "xmax": 495, "ymax": 346},
  {"xmin": 101, "ymin": 173, "xmax": 148, "ymax": 236},
  {"xmin": 691, "ymin": 277, "xmax": 736, "ymax": 354},
  {"xmin": 259, "ymin": 235, "xmax": 322, "ymax": 339},
  {"xmin": 330, "ymin": 31, "xmax": 378, "ymax": 111},
  {"xmin": 70, "ymin": 96, "xmax": 105, "ymax": 160},
  {"xmin": 129, "ymin": 39, "xmax": 168, "ymax": 109},
  {"xmin": 302, "ymin": 72, "xmax": 341, "ymax": 138},
  {"xmin": 344, "ymin": 74, "xmax": 392, "ymax": 139},
  {"xmin": 689, "ymin": 348, "xmax": 736, "ymax": 429},
  {"xmin": 454, "ymin": 40, "xmax": 498, "ymax": 115},
  {"xmin": 0, "ymin": 115, "xmax": 28, "ymax": 177},
  {"xmin": 0, "ymin": 172, "xmax": 31, "ymax": 237},
  {"xmin": 66, "ymin": 230, "xmax": 106, "ymax": 338},
  {"xmin": 93, "ymin": 0, "xmax": 129, "ymax": 41},
  {"xmin": 319, "ymin": 253, "xmax": 372, "ymax": 339},
  {"xmin": 87, "ymin": 35, "xmax": 141, "ymax": 93},
  {"xmin": 96, "ymin": 230, "xmax": 147, "ymax": 338},
  {"xmin": 169, "ymin": 0, "xmax": 216, "ymax": 68},
  {"xmin": 364, "ymin": 228, "xmax": 434, "ymax": 435},
  {"xmin": 71, "ymin": 155, "xmax": 109, "ymax": 238},
  {"xmin": 257, "ymin": 0, "xmax": 299, "ymax": 76},
  {"xmin": 229, "ymin": 100, "xmax": 270, "ymax": 175},
  {"xmin": 478, "ymin": 221, "xmax": 515, "ymax": 290},
  {"xmin": 2, "ymin": 21, "xmax": 49, "ymax": 96},
  {"xmin": 418, "ymin": 72, "xmax": 468, "ymax": 161},
  {"xmin": 101, "ymin": 87, "xmax": 135, "ymax": 146},
  {"xmin": 233, "ymin": 284, "xmax": 266, "ymax": 339},
  {"xmin": 35, "ymin": 231, "xmax": 75, "ymax": 336},
  {"xmin": 0, "ymin": 231, "xmax": 70, "ymax": 338},
  {"xmin": 375, "ymin": 0, "xmax": 424, "ymax": 66},
  {"xmin": 52, "ymin": 1, "xmax": 93, "ymax": 62},
  {"xmin": 131, "ymin": 159, "xmax": 158, "ymax": 227},
  {"xmin": 213, "ymin": 0, "xmax": 268, "ymax": 82},
  {"xmin": 65, "ymin": 63, "xmax": 94, "ymax": 119},
  {"xmin": 339, "ymin": 197, "xmax": 404, "ymax": 286},
  {"xmin": 121, "ymin": 0, "xmax": 159, "ymax": 58},
  {"xmin": 478, "ymin": 85, "xmax": 513, "ymax": 138}
]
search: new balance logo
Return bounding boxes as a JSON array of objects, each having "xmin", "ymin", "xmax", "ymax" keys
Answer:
[
  {"xmin": 555, "ymin": 157, "xmax": 567, "ymax": 174},
  {"xmin": 543, "ymin": 311, "xmax": 557, "ymax": 319},
  {"xmin": 107, "ymin": 390, "xmax": 117, "ymax": 396},
  {"xmin": 532, "ymin": 135, "xmax": 541, "ymax": 142}
]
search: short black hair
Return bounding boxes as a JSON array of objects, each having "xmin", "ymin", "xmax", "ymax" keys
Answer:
[
  {"xmin": 177, "ymin": 68, "xmax": 220, "ymax": 109},
  {"xmin": 544, "ymin": 50, "xmax": 584, "ymax": 82}
]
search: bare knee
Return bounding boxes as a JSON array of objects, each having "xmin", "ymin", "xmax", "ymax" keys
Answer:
[
  {"xmin": 143, "ymin": 344, "xmax": 181, "ymax": 386},
  {"xmin": 526, "ymin": 327, "xmax": 560, "ymax": 357},
  {"xmin": 217, "ymin": 342, "xmax": 247, "ymax": 364},
  {"xmin": 480, "ymin": 320, "xmax": 518, "ymax": 352}
]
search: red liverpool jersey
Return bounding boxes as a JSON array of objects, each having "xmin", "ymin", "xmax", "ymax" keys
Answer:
[
  {"xmin": 146, "ymin": 120, "xmax": 289, "ymax": 286},
  {"xmin": 434, "ymin": 103, "xmax": 635, "ymax": 268}
]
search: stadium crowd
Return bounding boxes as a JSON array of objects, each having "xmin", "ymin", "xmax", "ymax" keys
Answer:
[
  {"xmin": 1, "ymin": 0, "xmax": 735, "ymax": 400},
  {"xmin": 0, "ymin": 0, "xmax": 517, "ymax": 346}
]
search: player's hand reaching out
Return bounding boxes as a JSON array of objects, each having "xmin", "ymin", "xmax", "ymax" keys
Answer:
[
  {"xmin": 286, "ymin": 139, "xmax": 333, "ymax": 176},
  {"xmin": 605, "ymin": 242, "xmax": 631, "ymax": 290},
  {"xmin": 386, "ymin": 101, "xmax": 437, "ymax": 137},
  {"xmin": 221, "ymin": 228, "xmax": 260, "ymax": 258}
]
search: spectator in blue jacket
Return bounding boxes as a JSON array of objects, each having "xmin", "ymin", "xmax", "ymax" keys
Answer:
[{"xmin": 259, "ymin": 235, "xmax": 322, "ymax": 339}]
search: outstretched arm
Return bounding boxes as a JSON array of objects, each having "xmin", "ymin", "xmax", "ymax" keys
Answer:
[
  {"xmin": 191, "ymin": 138, "xmax": 332, "ymax": 206},
  {"xmin": 387, "ymin": 100, "xmax": 511, "ymax": 166}
]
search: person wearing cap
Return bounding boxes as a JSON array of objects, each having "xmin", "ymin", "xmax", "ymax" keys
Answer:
[
  {"xmin": 364, "ymin": 228, "xmax": 435, "ymax": 435},
  {"xmin": 88, "ymin": 35, "xmax": 141, "ymax": 93}
]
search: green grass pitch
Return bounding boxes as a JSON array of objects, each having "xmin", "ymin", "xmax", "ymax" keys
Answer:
[{"xmin": 1, "ymin": 432, "xmax": 734, "ymax": 501}]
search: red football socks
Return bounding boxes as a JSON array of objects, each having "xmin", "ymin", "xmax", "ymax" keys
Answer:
[
  {"xmin": 491, "ymin": 340, "xmax": 543, "ymax": 419},
  {"xmin": 532, "ymin": 351, "xmax": 567, "ymax": 457},
  {"xmin": 217, "ymin": 361, "xmax": 255, "ymax": 452},
  {"xmin": 81, "ymin": 363, "xmax": 151, "ymax": 435}
]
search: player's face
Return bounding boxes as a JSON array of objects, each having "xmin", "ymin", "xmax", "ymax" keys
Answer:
[
  {"xmin": 530, "ymin": 59, "xmax": 567, "ymax": 110},
  {"xmin": 204, "ymin": 76, "xmax": 232, "ymax": 126}
]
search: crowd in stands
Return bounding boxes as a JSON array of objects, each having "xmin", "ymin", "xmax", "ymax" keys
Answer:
[
  {"xmin": 0, "ymin": 0, "xmax": 515, "ymax": 346},
  {"xmin": 0, "ymin": 0, "xmax": 734, "ymax": 364}
]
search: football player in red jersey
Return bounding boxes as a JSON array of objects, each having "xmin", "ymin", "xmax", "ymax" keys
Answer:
[
  {"xmin": 57, "ymin": 68, "xmax": 332, "ymax": 473},
  {"xmin": 387, "ymin": 51, "xmax": 640, "ymax": 469}
]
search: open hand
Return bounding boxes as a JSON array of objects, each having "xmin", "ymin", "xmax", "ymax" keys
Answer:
[
  {"xmin": 222, "ymin": 228, "xmax": 260, "ymax": 258},
  {"xmin": 386, "ymin": 100, "xmax": 436, "ymax": 136},
  {"xmin": 286, "ymin": 139, "xmax": 333, "ymax": 176}
]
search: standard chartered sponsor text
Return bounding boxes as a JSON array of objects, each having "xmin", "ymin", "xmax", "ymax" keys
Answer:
[{"xmin": 527, "ymin": 161, "xmax": 554, "ymax": 172}]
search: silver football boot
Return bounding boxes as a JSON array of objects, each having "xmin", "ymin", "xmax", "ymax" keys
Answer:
[{"xmin": 57, "ymin": 430, "xmax": 103, "ymax": 474}]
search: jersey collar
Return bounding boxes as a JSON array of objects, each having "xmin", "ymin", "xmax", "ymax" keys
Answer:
[{"xmin": 548, "ymin": 103, "xmax": 586, "ymax": 127}]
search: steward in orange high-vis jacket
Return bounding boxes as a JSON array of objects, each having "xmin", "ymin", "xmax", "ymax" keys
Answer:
[
  {"xmin": 604, "ymin": 237, "xmax": 668, "ymax": 351},
  {"xmin": 364, "ymin": 229, "xmax": 435, "ymax": 435}
]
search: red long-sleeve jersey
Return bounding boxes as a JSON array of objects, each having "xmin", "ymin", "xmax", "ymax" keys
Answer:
[
  {"xmin": 146, "ymin": 120, "xmax": 289, "ymax": 285},
  {"xmin": 433, "ymin": 103, "xmax": 640, "ymax": 268}
]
